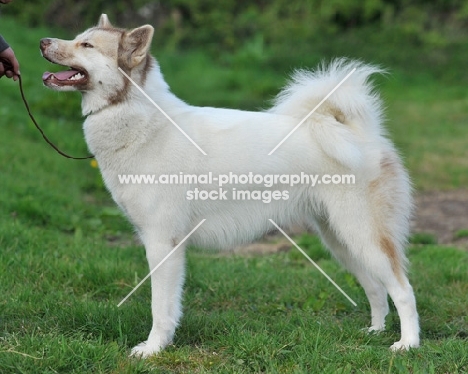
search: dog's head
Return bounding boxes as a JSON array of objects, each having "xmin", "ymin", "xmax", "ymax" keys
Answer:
[{"xmin": 40, "ymin": 14, "xmax": 154, "ymax": 114}]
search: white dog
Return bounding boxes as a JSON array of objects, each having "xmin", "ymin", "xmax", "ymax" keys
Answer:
[{"xmin": 40, "ymin": 14, "xmax": 419, "ymax": 357}]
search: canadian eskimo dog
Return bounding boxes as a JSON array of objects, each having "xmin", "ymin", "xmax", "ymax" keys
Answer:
[{"xmin": 40, "ymin": 14, "xmax": 419, "ymax": 357}]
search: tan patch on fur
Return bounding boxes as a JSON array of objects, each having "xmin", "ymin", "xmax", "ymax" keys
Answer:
[
  {"xmin": 370, "ymin": 155, "xmax": 405, "ymax": 284},
  {"xmin": 85, "ymin": 29, "xmax": 124, "ymax": 59},
  {"xmin": 331, "ymin": 108, "xmax": 346, "ymax": 124},
  {"xmin": 112, "ymin": 54, "xmax": 153, "ymax": 106},
  {"xmin": 117, "ymin": 40, "xmax": 132, "ymax": 71},
  {"xmin": 171, "ymin": 237, "xmax": 179, "ymax": 247},
  {"xmin": 317, "ymin": 103, "xmax": 346, "ymax": 124},
  {"xmin": 369, "ymin": 155, "xmax": 398, "ymax": 208},
  {"xmin": 140, "ymin": 54, "xmax": 154, "ymax": 86},
  {"xmin": 380, "ymin": 156, "xmax": 398, "ymax": 178},
  {"xmin": 380, "ymin": 235, "xmax": 403, "ymax": 283},
  {"xmin": 108, "ymin": 78, "xmax": 130, "ymax": 106}
]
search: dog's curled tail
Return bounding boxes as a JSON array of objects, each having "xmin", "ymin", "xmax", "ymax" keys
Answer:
[{"xmin": 270, "ymin": 59, "xmax": 386, "ymax": 169}]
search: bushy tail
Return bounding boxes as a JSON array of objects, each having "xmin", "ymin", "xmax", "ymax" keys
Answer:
[{"xmin": 269, "ymin": 59, "xmax": 386, "ymax": 169}]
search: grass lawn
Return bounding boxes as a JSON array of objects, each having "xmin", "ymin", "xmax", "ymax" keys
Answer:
[{"xmin": 0, "ymin": 16, "xmax": 467, "ymax": 373}]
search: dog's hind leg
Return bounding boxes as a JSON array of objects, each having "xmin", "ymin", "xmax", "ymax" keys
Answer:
[
  {"xmin": 314, "ymin": 187, "xmax": 419, "ymax": 350},
  {"xmin": 130, "ymin": 230, "xmax": 186, "ymax": 358},
  {"xmin": 313, "ymin": 218, "xmax": 389, "ymax": 332}
]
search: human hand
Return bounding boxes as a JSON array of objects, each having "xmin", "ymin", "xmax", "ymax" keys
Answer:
[{"xmin": 0, "ymin": 47, "xmax": 20, "ymax": 80}]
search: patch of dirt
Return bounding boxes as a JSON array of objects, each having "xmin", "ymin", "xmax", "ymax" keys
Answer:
[
  {"xmin": 233, "ymin": 189, "xmax": 468, "ymax": 254},
  {"xmin": 411, "ymin": 189, "xmax": 468, "ymax": 248}
]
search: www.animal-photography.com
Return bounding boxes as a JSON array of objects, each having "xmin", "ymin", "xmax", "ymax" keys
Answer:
[{"xmin": 0, "ymin": 1, "xmax": 467, "ymax": 373}]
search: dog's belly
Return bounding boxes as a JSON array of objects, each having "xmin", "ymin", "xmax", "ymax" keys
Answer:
[{"xmin": 186, "ymin": 187, "xmax": 309, "ymax": 250}]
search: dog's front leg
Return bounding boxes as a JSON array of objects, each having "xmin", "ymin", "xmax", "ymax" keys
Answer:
[{"xmin": 131, "ymin": 233, "xmax": 186, "ymax": 358}]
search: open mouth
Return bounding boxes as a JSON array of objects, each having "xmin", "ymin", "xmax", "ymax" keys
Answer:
[{"xmin": 42, "ymin": 66, "xmax": 88, "ymax": 87}]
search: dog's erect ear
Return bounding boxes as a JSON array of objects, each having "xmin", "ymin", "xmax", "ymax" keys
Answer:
[
  {"xmin": 98, "ymin": 14, "xmax": 113, "ymax": 28},
  {"xmin": 119, "ymin": 25, "xmax": 154, "ymax": 69}
]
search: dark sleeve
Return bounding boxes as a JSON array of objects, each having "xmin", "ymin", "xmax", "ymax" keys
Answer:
[{"xmin": 0, "ymin": 35, "xmax": 10, "ymax": 53}]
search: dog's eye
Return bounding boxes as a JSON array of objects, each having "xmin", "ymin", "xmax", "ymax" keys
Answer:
[{"xmin": 81, "ymin": 42, "xmax": 94, "ymax": 48}]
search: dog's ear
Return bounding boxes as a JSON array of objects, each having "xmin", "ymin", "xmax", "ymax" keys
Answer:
[
  {"xmin": 119, "ymin": 25, "xmax": 154, "ymax": 69},
  {"xmin": 98, "ymin": 14, "xmax": 113, "ymax": 28}
]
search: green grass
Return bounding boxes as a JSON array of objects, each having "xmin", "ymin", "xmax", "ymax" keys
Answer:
[
  {"xmin": 409, "ymin": 233, "xmax": 438, "ymax": 246},
  {"xmin": 1, "ymin": 228, "xmax": 467, "ymax": 373},
  {"xmin": 455, "ymin": 230, "xmax": 468, "ymax": 239},
  {"xmin": 0, "ymin": 16, "xmax": 467, "ymax": 373}
]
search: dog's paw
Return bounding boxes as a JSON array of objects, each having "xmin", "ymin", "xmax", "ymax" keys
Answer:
[
  {"xmin": 130, "ymin": 341, "xmax": 162, "ymax": 358},
  {"xmin": 361, "ymin": 325, "xmax": 385, "ymax": 334},
  {"xmin": 367, "ymin": 324, "xmax": 385, "ymax": 333},
  {"xmin": 389, "ymin": 339, "xmax": 420, "ymax": 351}
]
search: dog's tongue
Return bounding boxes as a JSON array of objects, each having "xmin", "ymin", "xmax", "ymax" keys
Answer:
[{"xmin": 42, "ymin": 70, "xmax": 80, "ymax": 81}]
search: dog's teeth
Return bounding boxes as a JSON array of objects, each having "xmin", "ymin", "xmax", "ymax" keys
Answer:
[{"xmin": 68, "ymin": 73, "xmax": 84, "ymax": 81}]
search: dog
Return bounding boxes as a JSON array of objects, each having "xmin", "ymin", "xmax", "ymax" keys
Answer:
[{"xmin": 40, "ymin": 14, "xmax": 420, "ymax": 357}]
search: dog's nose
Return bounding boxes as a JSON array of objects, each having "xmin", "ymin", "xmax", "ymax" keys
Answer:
[{"xmin": 40, "ymin": 38, "xmax": 52, "ymax": 52}]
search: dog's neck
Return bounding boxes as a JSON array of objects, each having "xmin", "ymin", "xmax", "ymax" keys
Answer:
[
  {"xmin": 81, "ymin": 56, "xmax": 188, "ymax": 164},
  {"xmin": 81, "ymin": 56, "xmax": 180, "ymax": 116}
]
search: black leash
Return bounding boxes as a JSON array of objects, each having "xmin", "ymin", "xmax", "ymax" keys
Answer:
[{"xmin": 1, "ymin": 57, "xmax": 94, "ymax": 160}]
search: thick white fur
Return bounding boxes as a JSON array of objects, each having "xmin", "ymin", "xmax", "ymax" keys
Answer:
[{"xmin": 44, "ymin": 20, "xmax": 420, "ymax": 357}]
